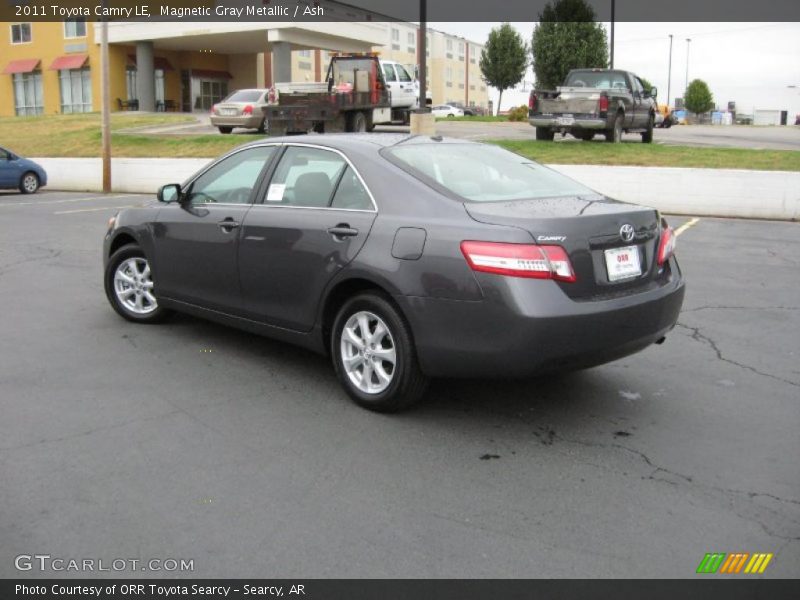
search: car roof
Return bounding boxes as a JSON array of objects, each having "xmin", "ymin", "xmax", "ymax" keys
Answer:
[{"xmin": 237, "ymin": 134, "xmax": 479, "ymax": 151}]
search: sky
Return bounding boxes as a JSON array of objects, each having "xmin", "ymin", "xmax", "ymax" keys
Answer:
[{"xmin": 430, "ymin": 21, "xmax": 800, "ymax": 117}]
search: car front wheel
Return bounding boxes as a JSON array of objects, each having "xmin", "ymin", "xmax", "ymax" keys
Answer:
[
  {"xmin": 19, "ymin": 172, "xmax": 39, "ymax": 194},
  {"xmin": 104, "ymin": 244, "xmax": 170, "ymax": 323},
  {"xmin": 332, "ymin": 293, "xmax": 428, "ymax": 412}
]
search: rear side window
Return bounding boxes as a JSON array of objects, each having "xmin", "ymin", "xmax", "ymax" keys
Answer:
[
  {"xmin": 384, "ymin": 144, "xmax": 593, "ymax": 203},
  {"xmin": 265, "ymin": 147, "xmax": 346, "ymax": 208},
  {"xmin": 382, "ymin": 64, "xmax": 397, "ymax": 82},
  {"xmin": 331, "ymin": 166, "xmax": 372, "ymax": 210}
]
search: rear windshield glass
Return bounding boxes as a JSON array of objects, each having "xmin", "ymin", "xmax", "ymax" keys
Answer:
[
  {"xmin": 224, "ymin": 90, "xmax": 263, "ymax": 102},
  {"xmin": 564, "ymin": 71, "xmax": 629, "ymax": 90},
  {"xmin": 385, "ymin": 144, "xmax": 594, "ymax": 202}
]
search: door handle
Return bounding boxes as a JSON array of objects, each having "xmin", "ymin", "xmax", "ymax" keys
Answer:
[
  {"xmin": 217, "ymin": 218, "xmax": 240, "ymax": 232},
  {"xmin": 327, "ymin": 224, "xmax": 359, "ymax": 239}
]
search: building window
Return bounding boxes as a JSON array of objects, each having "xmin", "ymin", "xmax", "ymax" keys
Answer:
[
  {"xmin": 446, "ymin": 39, "xmax": 452, "ymax": 51},
  {"xmin": 59, "ymin": 67, "xmax": 92, "ymax": 113},
  {"xmin": 64, "ymin": 18, "xmax": 86, "ymax": 38},
  {"xmin": 11, "ymin": 23, "xmax": 32, "ymax": 44},
  {"xmin": 446, "ymin": 67, "xmax": 452, "ymax": 81},
  {"xmin": 407, "ymin": 32, "xmax": 415, "ymax": 46},
  {"xmin": 392, "ymin": 28, "xmax": 399, "ymax": 41},
  {"xmin": 458, "ymin": 41, "xmax": 465, "ymax": 60},
  {"xmin": 298, "ymin": 49, "xmax": 311, "ymax": 58},
  {"xmin": 12, "ymin": 71, "xmax": 43, "ymax": 115},
  {"xmin": 392, "ymin": 44, "xmax": 400, "ymax": 51},
  {"xmin": 298, "ymin": 61, "xmax": 311, "ymax": 70},
  {"xmin": 126, "ymin": 67, "xmax": 137, "ymax": 101}
]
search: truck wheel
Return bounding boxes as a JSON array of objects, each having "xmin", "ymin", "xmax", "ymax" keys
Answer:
[
  {"xmin": 218, "ymin": 127, "xmax": 233, "ymax": 134},
  {"xmin": 257, "ymin": 119, "xmax": 266, "ymax": 134},
  {"xmin": 268, "ymin": 122, "xmax": 288, "ymax": 137},
  {"xmin": 580, "ymin": 131, "xmax": 595, "ymax": 142},
  {"xmin": 535, "ymin": 127, "xmax": 554, "ymax": 141},
  {"xmin": 347, "ymin": 111, "xmax": 368, "ymax": 133},
  {"xmin": 642, "ymin": 114, "xmax": 654, "ymax": 143},
  {"xmin": 605, "ymin": 112, "xmax": 623, "ymax": 143},
  {"xmin": 663, "ymin": 118, "xmax": 672, "ymax": 129}
]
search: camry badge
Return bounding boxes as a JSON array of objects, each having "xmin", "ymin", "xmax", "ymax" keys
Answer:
[{"xmin": 619, "ymin": 224, "xmax": 635, "ymax": 243}]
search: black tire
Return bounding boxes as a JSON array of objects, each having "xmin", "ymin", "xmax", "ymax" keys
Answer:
[
  {"xmin": 331, "ymin": 292, "xmax": 428, "ymax": 412},
  {"xmin": 663, "ymin": 118, "xmax": 672, "ymax": 129},
  {"xmin": 535, "ymin": 126, "xmax": 554, "ymax": 141},
  {"xmin": 402, "ymin": 111, "xmax": 411, "ymax": 126},
  {"xmin": 257, "ymin": 120, "xmax": 266, "ymax": 134},
  {"xmin": 642, "ymin": 114, "xmax": 654, "ymax": 143},
  {"xmin": 19, "ymin": 171, "xmax": 39, "ymax": 194},
  {"xmin": 347, "ymin": 111, "xmax": 368, "ymax": 133},
  {"xmin": 580, "ymin": 131, "xmax": 595, "ymax": 142},
  {"xmin": 104, "ymin": 243, "xmax": 171, "ymax": 324},
  {"xmin": 218, "ymin": 126, "xmax": 233, "ymax": 134},
  {"xmin": 606, "ymin": 112, "xmax": 623, "ymax": 143}
]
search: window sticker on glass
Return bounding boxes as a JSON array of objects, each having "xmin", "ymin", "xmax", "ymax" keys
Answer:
[{"xmin": 266, "ymin": 183, "xmax": 286, "ymax": 202}]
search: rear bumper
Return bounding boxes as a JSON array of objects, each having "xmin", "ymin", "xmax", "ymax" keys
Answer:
[
  {"xmin": 210, "ymin": 115, "xmax": 264, "ymax": 129},
  {"xmin": 396, "ymin": 262, "xmax": 685, "ymax": 378},
  {"xmin": 529, "ymin": 116, "xmax": 608, "ymax": 130}
]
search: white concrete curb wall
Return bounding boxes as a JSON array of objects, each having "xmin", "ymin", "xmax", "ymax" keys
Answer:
[{"xmin": 31, "ymin": 158, "xmax": 800, "ymax": 220}]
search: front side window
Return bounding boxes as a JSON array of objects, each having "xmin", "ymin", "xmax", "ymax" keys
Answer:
[
  {"xmin": 11, "ymin": 23, "xmax": 32, "ymax": 44},
  {"xmin": 59, "ymin": 68, "xmax": 92, "ymax": 113},
  {"xmin": 186, "ymin": 146, "xmax": 276, "ymax": 205},
  {"xmin": 264, "ymin": 147, "xmax": 347, "ymax": 208},
  {"xmin": 64, "ymin": 18, "xmax": 86, "ymax": 38},
  {"xmin": 382, "ymin": 64, "xmax": 396, "ymax": 82},
  {"xmin": 384, "ymin": 144, "xmax": 594, "ymax": 203},
  {"xmin": 395, "ymin": 64, "xmax": 412, "ymax": 82},
  {"xmin": 13, "ymin": 71, "xmax": 44, "ymax": 116}
]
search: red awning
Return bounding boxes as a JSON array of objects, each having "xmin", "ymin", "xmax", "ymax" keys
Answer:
[
  {"xmin": 127, "ymin": 55, "xmax": 175, "ymax": 71},
  {"xmin": 2, "ymin": 59, "xmax": 40, "ymax": 75},
  {"xmin": 191, "ymin": 69, "xmax": 233, "ymax": 80},
  {"xmin": 48, "ymin": 54, "xmax": 88, "ymax": 71}
]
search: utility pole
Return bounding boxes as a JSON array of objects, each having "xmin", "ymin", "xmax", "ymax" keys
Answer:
[
  {"xmin": 609, "ymin": 0, "xmax": 615, "ymax": 69},
  {"xmin": 100, "ymin": 12, "xmax": 111, "ymax": 193},
  {"xmin": 685, "ymin": 37, "xmax": 691, "ymax": 94},
  {"xmin": 667, "ymin": 34, "xmax": 673, "ymax": 108},
  {"xmin": 417, "ymin": 0, "xmax": 427, "ymax": 113}
]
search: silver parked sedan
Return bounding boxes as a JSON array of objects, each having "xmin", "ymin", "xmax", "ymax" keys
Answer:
[{"xmin": 210, "ymin": 89, "xmax": 268, "ymax": 134}]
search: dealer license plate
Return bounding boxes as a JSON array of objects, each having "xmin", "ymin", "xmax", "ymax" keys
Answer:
[
  {"xmin": 605, "ymin": 245, "xmax": 642, "ymax": 282},
  {"xmin": 557, "ymin": 116, "xmax": 575, "ymax": 126}
]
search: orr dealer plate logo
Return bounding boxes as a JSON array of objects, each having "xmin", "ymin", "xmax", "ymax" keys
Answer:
[{"xmin": 696, "ymin": 552, "xmax": 774, "ymax": 574}]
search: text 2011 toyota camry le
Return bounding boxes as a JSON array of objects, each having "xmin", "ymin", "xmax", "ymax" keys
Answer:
[{"xmin": 103, "ymin": 135, "xmax": 685, "ymax": 412}]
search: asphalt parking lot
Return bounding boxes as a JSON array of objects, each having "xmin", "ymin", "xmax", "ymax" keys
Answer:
[{"xmin": 1, "ymin": 190, "xmax": 798, "ymax": 578}]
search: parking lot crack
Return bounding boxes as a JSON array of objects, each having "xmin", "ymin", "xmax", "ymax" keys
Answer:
[{"xmin": 676, "ymin": 322, "xmax": 799, "ymax": 388}]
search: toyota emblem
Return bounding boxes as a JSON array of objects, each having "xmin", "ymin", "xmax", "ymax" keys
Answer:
[{"xmin": 620, "ymin": 224, "xmax": 635, "ymax": 243}]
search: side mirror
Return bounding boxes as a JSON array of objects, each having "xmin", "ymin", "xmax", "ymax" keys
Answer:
[
  {"xmin": 327, "ymin": 77, "xmax": 334, "ymax": 93},
  {"xmin": 157, "ymin": 183, "xmax": 182, "ymax": 203}
]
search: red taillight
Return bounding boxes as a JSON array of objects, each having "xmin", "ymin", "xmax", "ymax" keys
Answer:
[
  {"xmin": 598, "ymin": 94, "xmax": 609, "ymax": 112},
  {"xmin": 267, "ymin": 87, "xmax": 277, "ymax": 103},
  {"xmin": 460, "ymin": 241, "xmax": 576, "ymax": 282},
  {"xmin": 657, "ymin": 226, "xmax": 676, "ymax": 266},
  {"xmin": 529, "ymin": 92, "xmax": 537, "ymax": 111},
  {"xmin": 242, "ymin": 104, "xmax": 253, "ymax": 115}
]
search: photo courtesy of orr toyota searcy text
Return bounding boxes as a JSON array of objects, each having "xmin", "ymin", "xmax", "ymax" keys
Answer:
[{"xmin": 15, "ymin": 584, "xmax": 301, "ymax": 597}]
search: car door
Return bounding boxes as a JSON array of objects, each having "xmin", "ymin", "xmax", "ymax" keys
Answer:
[
  {"xmin": 153, "ymin": 144, "xmax": 278, "ymax": 313},
  {"xmin": 630, "ymin": 75, "xmax": 647, "ymax": 128},
  {"xmin": 392, "ymin": 63, "xmax": 417, "ymax": 108},
  {"xmin": 0, "ymin": 147, "xmax": 20, "ymax": 187},
  {"xmin": 238, "ymin": 144, "xmax": 377, "ymax": 331},
  {"xmin": 381, "ymin": 63, "xmax": 400, "ymax": 107}
]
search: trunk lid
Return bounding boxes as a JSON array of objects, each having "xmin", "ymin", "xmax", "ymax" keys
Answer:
[{"xmin": 464, "ymin": 195, "xmax": 663, "ymax": 300}]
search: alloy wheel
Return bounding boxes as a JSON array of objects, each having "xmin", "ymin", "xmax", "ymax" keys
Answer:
[
  {"xmin": 340, "ymin": 310, "xmax": 396, "ymax": 394},
  {"xmin": 114, "ymin": 257, "xmax": 158, "ymax": 315},
  {"xmin": 22, "ymin": 174, "xmax": 38, "ymax": 193}
]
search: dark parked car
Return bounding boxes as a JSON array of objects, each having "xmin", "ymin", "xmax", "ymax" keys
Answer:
[
  {"xmin": 103, "ymin": 136, "xmax": 684, "ymax": 412},
  {"xmin": 0, "ymin": 146, "xmax": 47, "ymax": 193}
]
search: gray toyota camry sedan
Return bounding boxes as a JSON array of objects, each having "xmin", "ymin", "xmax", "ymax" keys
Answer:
[{"xmin": 103, "ymin": 135, "xmax": 684, "ymax": 412}]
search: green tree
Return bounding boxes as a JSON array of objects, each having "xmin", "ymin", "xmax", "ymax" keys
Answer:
[
  {"xmin": 479, "ymin": 23, "xmax": 529, "ymax": 115},
  {"xmin": 532, "ymin": 0, "xmax": 609, "ymax": 90},
  {"xmin": 639, "ymin": 77, "xmax": 653, "ymax": 92},
  {"xmin": 684, "ymin": 79, "xmax": 715, "ymax": 114}
]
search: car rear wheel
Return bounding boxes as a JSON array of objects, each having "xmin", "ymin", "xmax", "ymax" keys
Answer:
[
  {"xmin": 535, "ymin": 127, "xmax": 555, "ymax": 141},
  {"xmin": 104, "ymin": 244, "xmax": 170, "ymax": 323},
  {"xmin": 642, "ymin": 114, "xmax": 654, "ymax": 143},
  {"xmin": 606, "ymin": 112, "xmax": 623, "ymax": 143},
  {"xmin": 218, "ymin": 126, "xmax": 233, "ymax": 134},
  {"xmin": 332, "ymin": 293, "xmax": 428, "ymax": 412},
  {"xmin": 347, "ymin": 111, "xmax": 368, "ymax": 133},
  {"xmin": 19, "ymin": 172, "xmax": 39, "ymax": 194}
]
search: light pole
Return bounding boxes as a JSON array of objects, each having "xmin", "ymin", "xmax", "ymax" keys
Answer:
[
  {"xmin": 610, "ymin": 0, "xmax": 615, "ymax": 69},
  {"xmin": 667, "ymin": 34, "xmax": 673, "ymax": 108},
  {"xmin": 684, "ymin": 38, "xmax": 691, "ymax": 94}
]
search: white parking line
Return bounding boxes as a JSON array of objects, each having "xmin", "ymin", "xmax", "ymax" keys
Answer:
[
  {"xmin": 0, "ymin": 194, "xmax": 140, "ymax": 207},
  {"xmin": 54, "ymin": 205, "xmax": 136, "ymax": 215},
  {"xmin": 674, "ymin": 217, "xmax": 701, "ymax": 237}
]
